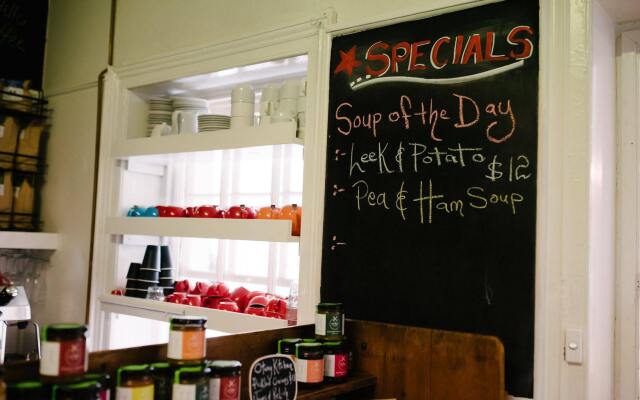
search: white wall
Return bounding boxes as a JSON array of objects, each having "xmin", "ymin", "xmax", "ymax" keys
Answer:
[
  {"xmin": 33, "ymin": 0, "xmax": 111, "ymax": 324},
  {"xmin": 587, "ymin": 2, "xmax": 616, "ymax": 399}
]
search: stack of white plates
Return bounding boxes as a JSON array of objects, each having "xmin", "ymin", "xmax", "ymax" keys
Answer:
[
  {"xmin": 171, "ymin": 96, "xmax": 208, "ymax": 113},
  {"xmin": 148, "ymin": 97, "xmax": 172, "ymax": 135},
  {"xmin": 198, "ymin": 114, "xmax": 231, "ymax": 132}
]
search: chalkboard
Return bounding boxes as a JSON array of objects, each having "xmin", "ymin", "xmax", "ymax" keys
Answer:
[
  {"xmin": 320, "ymin": 0, "xmax": 538, "ymax": 397},
  {"xmin": 0, "ymin": 0, "xmax": 48, "ymax": 89},
  {"xmin": 249, "ymin": 355, "xmax": 297, "ymax": 400}
]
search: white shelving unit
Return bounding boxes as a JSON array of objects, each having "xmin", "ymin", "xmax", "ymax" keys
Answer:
[
  {"xmin": 100, "ymin": 294, "xmax": 287, "ymax": 333},
  {"xmin": 113, "ymin": 121, "xmax": 301, "ymax": 158},
  {"xmin": 0, "ymin": 232, "xmax": 60, "ymax": 250},
  {"xmin": 106, "ymin": 217, "xmax": 298, "ymax": 242}
]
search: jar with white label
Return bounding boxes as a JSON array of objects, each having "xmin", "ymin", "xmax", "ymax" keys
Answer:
[
  {"xmin": 83, "ymin": 373, "xmax": 112, "ymax": 400},
  {"xmin": 323, "ymin": 341, "xmax": 348, "ymax": 382},
  {"xmin": 168, "ymin": 316, "xmax": 207, "ymax": 365},
  {"xmin": 295, "ymin": 342, "xmax": 324, "ymax": 388},
  {"xmin": 315, "ymin": 303, "xmax": 344, "ymax": 341},
  {"xmin": 208, "ymin": 360, "xmax": 242, "ymax": 400},
  {"xmin": 40, "ymin": 324, "xmax": 88, "ymax": 383},
  {"xmin": 116, "ymin": 364, "xmax": 154, "ymax": 400},
  {"xmin": 173, "ymin": 365, "xmax": 210, "ymax": 400}
]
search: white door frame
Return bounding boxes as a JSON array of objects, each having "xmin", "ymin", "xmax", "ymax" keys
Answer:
[{"xmin": 615, "ymin": 29, "xmax": 640, "ymax": 400}]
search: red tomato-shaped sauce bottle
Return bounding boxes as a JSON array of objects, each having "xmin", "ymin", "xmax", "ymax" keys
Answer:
[
  {"xmin": 280, "ymin": 204, "xmax": 301, "ymax": 236},
  {"xmin": 257, "ymin": 205, "xmax": 282, "ymax": 220}
]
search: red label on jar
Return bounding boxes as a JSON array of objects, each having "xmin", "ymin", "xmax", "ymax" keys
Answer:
[
  {"xmin": 220, "ymin": 376, "xmax": 240, "ymax": 400},
  {"xmin": 59, "ymin": 338, "xmax": 86, "ymax": 375},
  {"xmin": 324, "ymin": 354, "xmax": 348, "ymax": 378}
]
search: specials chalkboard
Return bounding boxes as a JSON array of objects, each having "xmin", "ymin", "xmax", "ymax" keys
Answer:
[
  {"xmin": 320, "ymin": 0, "xmax": 538, "ymax": 397},
  {"xmin": 0, "ymin": 0, "xmax": 48, "ymax": 88},
  {"xmin": 249, "ymin": 355, "xmax": 297, "ymax": 400}
]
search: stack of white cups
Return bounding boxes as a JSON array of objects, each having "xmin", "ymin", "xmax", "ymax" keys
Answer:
[
  {"xmin": 276, "ymin": 80, "xmax": 299, "ymax": 122},
  {"xmin": 231, "ymin": 85, "xmax": 255, "ymax": 129},
  {"xmin": 297, "ymin": 79, "xmax": 307, "ymax": 139},
  {"xmin": 259, "ymin": 85, "xmax": 279, "ymax": 126}
]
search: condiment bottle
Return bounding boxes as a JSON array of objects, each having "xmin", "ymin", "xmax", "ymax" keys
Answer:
[
  {"xmin": 116, "ymin": 364, "xmax": 154, "ymax": 400},
  {"xmin": 168, "ymin": 316, "xmax": 207, "ymax": 365},
  {"xmin": 295, "ymin": 342, "xmax": 324, "ymax": 387},
  {"xmin": 173, "ymin": 366, "xmax": 210, "ymax": 400},
  {"xmin": 40, "ymin": 324, "xmax": 88, "ymax": 383},
  {"xmin": 208, "ymin": 360, "xmax": 242, "ymax": 400},
  {"xmin": 315, "ymin": 303, "xmax": 345, "ymax": 341},
  {"xmin": 150, "ymin": 362, "xmax": 173, "ymax": 400},
  {"xmin": 83, "ymin": 373, "xmax": 112, "ymax": 400},
  {"xmin": 53, "ymin": 380, "xmax": 102, "ymax": 400},
  {"xmin": 323, "ymin": 341, "xmax": 348, "ymax": 382},
  {"xmin": 7, "ymin": 381, "xmax": 45, "ymax": 399}
]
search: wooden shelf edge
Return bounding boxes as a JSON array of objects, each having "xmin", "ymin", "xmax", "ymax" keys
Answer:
[
  {"xmin": 99, "ymin": 294, "xmax": 288, "ymax": 333},
  {"xmin": 112, "ymin": 121, "xmax": 301, "ymax": 158},
  {"xmin": 297, "ymin": 371, "xmax": 377, "ymax": 400}
]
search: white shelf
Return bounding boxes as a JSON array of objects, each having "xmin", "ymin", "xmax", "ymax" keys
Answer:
[
  {"xmin": 0, "ymin": 232, "xmax": 60, "ymax": 250},
  {"xmin": 99, "ymin": 294, "xmax": 288, "ymax": 333},
  {"xmin": 113, "ymin": 121, "xmax": 301, "ymax": 158},
  {"xmin": 105, "ymin": 217, "xmax": 298, "ymax": 242}
]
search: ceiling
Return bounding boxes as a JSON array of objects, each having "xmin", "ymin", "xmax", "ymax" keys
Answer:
[{"xmin": 600, "ymin": 0, "xmax": 640, "ymax": 24}]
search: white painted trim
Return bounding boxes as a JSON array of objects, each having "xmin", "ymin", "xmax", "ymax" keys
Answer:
[
  {"xmin": 46, "ymin": 81, "xmax": 99, "ymax": 98},
  {"xmin": 615, "ymin": 30, "xmax": 640, "ymax": 400},
  {"xmin": 0, "ymin": 232, "xmax": 59, "ymax": 250}
]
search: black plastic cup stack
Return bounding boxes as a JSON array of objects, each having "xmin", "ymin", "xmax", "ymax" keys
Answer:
[
  {"xmin": 137, "ymin": 245, "xmax": 161, "ymax": 298},
  {"xmin": 159, "ymin": 245, "xmax": 175, "ymax": 295},
  {"xmin": 124, "ymin": 262, "xmax": 143, "ymax": 298}
]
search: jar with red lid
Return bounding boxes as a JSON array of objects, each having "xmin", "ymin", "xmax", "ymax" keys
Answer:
[
  {"xmin": 295, "ymin": 342, "xmax": 324, "ymax": 388},
  {"xmin": 208, "ymin": 360, "xmax": 242, "ymax": 400},
  {"xmin": 40, "ymin": 324, "xmax": 88, "ymax": 383}
]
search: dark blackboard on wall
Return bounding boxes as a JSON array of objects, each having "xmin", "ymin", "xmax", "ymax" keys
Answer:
[
  {"xmin": 0, "ymin": 0, "xmax": 48, "ymax": 89},
  {"xmin": 321, "ymin": 0, "xmax": 538, "ymax": 397}
]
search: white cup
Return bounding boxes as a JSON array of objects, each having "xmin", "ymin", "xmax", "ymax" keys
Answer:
[
  {"xmin": 270, "ymin": 111, "xmax": 295, "ymax": 124},
  {"xmin": 231, "ymin": 116, "xmax": 253, "ymax": 129},
  {"xmin": 261, "ymin": 85, "xmax": 280, "ymax": 102},
  {"xmin": 150, "ymin": 122, "xmax": 171, "ymax": 137},
  {"xmin": 231, "ymin": 84, "xmax": 255, "ymax": 103},
  {"xmin": 172, "ymin": 110, "xmax": 199, "ymax": 134},
  {"xmin": 278, "ymin": 98, "xmax": 297, "ymax": 115},
  {"xmin": 231, "ymin": 101, "xmax": 255, "ymax": 117},
  {"xmin": 279, "ymin": 80, "xmax": 300, "ymax": 100}
]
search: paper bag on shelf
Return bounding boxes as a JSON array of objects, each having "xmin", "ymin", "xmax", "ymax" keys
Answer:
[
  {"xmin": 13, "ymin": 175, "xmax": 34, "ymax": 229},
  {"xmin": 0, "ymin": 117, "xmax": 18, "ymax": 169},
  {"xmin": 16, "ymin": 122, "xmax": 43, "ymax": 172}
]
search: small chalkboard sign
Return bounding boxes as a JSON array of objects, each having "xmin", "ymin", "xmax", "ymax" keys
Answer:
[{"xmin": 249, "ymin": 355, "xmax": 297, "ymax": 400}]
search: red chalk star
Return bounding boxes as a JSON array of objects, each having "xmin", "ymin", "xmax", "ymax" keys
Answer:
[{"xmin": 334, "ymin": 45, "xmax": 361, "ymax": 77}]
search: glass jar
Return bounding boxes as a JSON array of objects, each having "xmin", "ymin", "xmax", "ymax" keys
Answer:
[
  {"xmin": 314, "ymin": 303, "xmax": 344, "ymax": 341},
  {"xmin": 277, "ymin": 338, "xmax": 301, "ymax": 358},
  {"xmin": 53, "ymin": 380, "xmax": 102, "ymax": 400},
  {"xmin": 83, "ymin": 373, "xmax": 111, "ymax": 400},
  {"xmin": 150, "ymin": 362, "xmax": 173, "ymax": 400},
  {"xmin": 168, "ymin": 316, "xmax": 207, "ymax": 365},
  {"xmin": 295, "ymin": 342, "xmax": 324, "ymax": 387},
  {"xmin": 7, "ymin": 381, "xmax": 45, "ymax": 399},
  {"xmin": 208, "ymin": 360, "xmax": 242, "ymax": 400},
  {"xmin": 173, "ymin": 366, "xmax": 210, "ymax": 400},
  {"xmin": 323, "ymin": 341, "xmax": 348, "ymax": 382},
  {"xmin": 116, "ymin": 364, "xmax": 154, "ymax": 400},
  {"xmin": 40, "ymin": 324, "xmax": 88, "ymax": 383}
]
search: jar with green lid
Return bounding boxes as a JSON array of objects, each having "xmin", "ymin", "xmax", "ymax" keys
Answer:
[
  {"xmin": 168, "ymin": 316, "xmax": 207, "ymax": 365},
  {"xmin": 277, "ymin": 338, "xmax": 302, "ymax": 358},
  {"xmin": 173, "ymin": 365, "xmax": 210, "ymax": 400},
  {"xmin": 7, "ymin": 381, "xmax": 45, "ymax": 400},
  {"xmin": 315, "ymin": 303, "xmax": 344, "ymax": 341},
  {"xmin": 116, "ymin": 364, "xmax": 154, "ymax": 400},
  {"xmin": 53, "ymin": 380, "xmax": 101, "ymax": 400},
  {"xmin": 323, "ymin": 341, "xmax": 348, "ymax": 382},
  {"xmin": 40, "ymin": 324, "xmax": 88, "ymax": 383},
  {"xmin": 208, "ymin": 360, "xmax": 242, "ymax": 400},
  {"xmin": 295, "ymin": 342, "xmax": 324, "ymax": 387},
  {"xmin": 150, "ymin": 362, "xmax": 173, "ymax": 400},
  {"xmin": 84, "ymin": 373, "xmax": 111, "ymax": 400}
]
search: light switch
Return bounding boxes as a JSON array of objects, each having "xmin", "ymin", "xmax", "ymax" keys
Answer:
[{"xmin": 565, "ymin": 329, "xmax": 583, "ymax": 364}]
